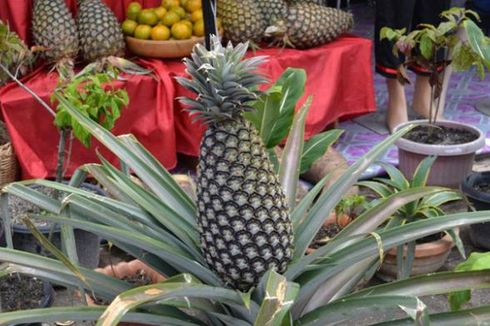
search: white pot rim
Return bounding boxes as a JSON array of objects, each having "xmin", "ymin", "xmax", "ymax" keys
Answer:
[{"xmin": 394, "ymin": 119, "xmax": 486, "ymax": 156}]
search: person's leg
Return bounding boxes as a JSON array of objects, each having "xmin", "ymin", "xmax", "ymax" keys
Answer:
[
  {"xmin": 375, "ymin": 0, "xmax": 416, "ymax": 132},
  {"xmin": 411, "ymin": 0, "xmax": 451, "ymax": 119}
]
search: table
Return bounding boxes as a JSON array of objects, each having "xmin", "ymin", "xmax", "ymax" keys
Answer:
[{"xmin": 0, "ymin": 0, "xmax": 375, "ymax": 179}]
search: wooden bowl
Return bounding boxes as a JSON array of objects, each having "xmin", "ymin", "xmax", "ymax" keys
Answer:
[{"xmin": 125, "ymin": 36, "xmax": 204, "ymax": 59}]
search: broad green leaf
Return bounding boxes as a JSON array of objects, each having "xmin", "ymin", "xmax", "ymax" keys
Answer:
[
  {"xmin": 464, "ymin": 19, "xmax": 490, "ymax": 62},
  {"xmin": 279, "ymin": 96, "xmax": 311, "ymax": 210},
  {"xmin": 300, "ymin": 129, "xmax": 343, "ymax": 174},
  {"xmin": 253, "ymin": 271, "xmax": 299, "ymax": 326},
  {"xmin": 292, "ymin": 125, "xmax": 415, "ymax": 260},
  {"xmin": 449, "ymin": 252, "xmax": 490, "ymax": 311},
  {"xmin": 420, "ymin": 34, "xmax": 434, "ymax": 60},
  {"xmin": 298, "ymin": 295, "xmax": 428, "ymax": 326}
]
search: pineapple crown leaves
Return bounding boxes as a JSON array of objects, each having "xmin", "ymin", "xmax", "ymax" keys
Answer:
[{"xmin": 176, "ymin": 36, "xmax": 268, "ymax": 124}]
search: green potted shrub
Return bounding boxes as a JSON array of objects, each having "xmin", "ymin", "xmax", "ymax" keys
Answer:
[
  {"xmin": 3, "ymin": 37, "xmax": 490, "ymax": 325},
  {"xmin": 359, "ymin": 156, "xmax": 463, "ymax": 280},
  {"xmin": 381, "ymin": 7, "xmax": 489, "ymax": 188}
]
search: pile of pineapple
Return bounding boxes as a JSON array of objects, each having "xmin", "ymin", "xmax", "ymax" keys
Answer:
[
  {"xmin": 218, "ymin": 0, "xmax": 354, "ymax": 49},
  {"xmin": 121, "ymin": 0, "xmax": 220, "ymax": 41}
]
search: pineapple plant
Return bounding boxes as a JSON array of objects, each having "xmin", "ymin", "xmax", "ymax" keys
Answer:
[
  {"xmin": 217, "ymin": 0, "xmax": 266, "ymax": 45},
  {"xmin": 31, "ymin": 0, "xmax": 78, "ymax": 78},
  {"xmin": 265, "ymin": 2, "xmax": 354, "ymax": 48},
  {"xmin": 176, "ymin": 37, "xmax": 293, "ymax": 291},
  {"xmin": 77, "ymin": 0, "xmax": 125, "ymax": 62},
  {"xmin": 0, "ymin": 20, "xmax": 34, "ymax": 86}
]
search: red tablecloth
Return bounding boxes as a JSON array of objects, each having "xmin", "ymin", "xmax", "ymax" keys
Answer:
[{"xmin": 0, "ymin": 0, "xmax": 375, "ymax": 179}]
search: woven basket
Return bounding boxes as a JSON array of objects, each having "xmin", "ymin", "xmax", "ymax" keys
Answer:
[{"xmin": 0, "ymin": 121, "xmax": 17, "ymax": 186}]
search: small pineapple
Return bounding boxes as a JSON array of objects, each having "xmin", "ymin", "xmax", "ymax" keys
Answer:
[
  {"xmin": 217, "ymin": 0, "xmax": 266, "ymax": 45},
  {"xmin": 177, "ymin": 37, "xmax": 293, "ymax": 291},
  {"xmin": 77, "ymin": 0, "xmax": 125, "ymax": 62},
  {"xmin": 266, "ymin": 2, "xmax": 353, "ymax": 49},
  {"xmin": 32, "ymin": 0, "xmax": 78, "ymax": 76},
  {"xmin": 0, "ymin": 21, "xmax": 34, "ymax": 86}
]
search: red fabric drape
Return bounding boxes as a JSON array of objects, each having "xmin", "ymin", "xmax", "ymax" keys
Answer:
[{"xmin": 0, "ymin": 0, "xmax": 376, "ymax": 179}]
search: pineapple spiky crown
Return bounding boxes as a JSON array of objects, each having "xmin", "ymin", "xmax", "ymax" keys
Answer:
[{"xmin": 177, "ymin": 36, "xmax": 268, "ymax": 124}]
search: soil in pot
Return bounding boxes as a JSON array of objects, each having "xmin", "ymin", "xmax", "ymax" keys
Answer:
[
  {"xmin": 0, "ymin": 273, "xmax": 54, "ymax": 326},
  {"xmin": 310, "ymin": 223, "xmax": 342, "ymax": 249},
  {"xmin": 474, "ymin": 181, "xmax": 490, "ymax": 193},
  {"xmin": 403, "ymin": 125, "xmax": 478, "ymax": 145}
]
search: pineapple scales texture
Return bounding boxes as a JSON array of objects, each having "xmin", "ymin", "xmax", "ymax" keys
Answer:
[
  {"xmin": 256, "ymin": 0, "xmax": 288, "ymax": 26},
  {"xmin": 32, "ymin": 0, "xmax": 79, "ymax": 62},
  {"xmin": 198, "ymin": 117, "xmax": 293, "ymax": 291},
  {"xmin": 217, "ymin": 0, "xmax": 266, "ymax": 44},
  {"xmin": 284, "ymin": 3, "xmax": 354, "ymax": 48},
  {"xmin": 77, "ymin": 0, "xmax": 125, "ymax": 62},
  {"xmin": 177, "ymin": 38, "xmax": 293, "ymax": 291}
]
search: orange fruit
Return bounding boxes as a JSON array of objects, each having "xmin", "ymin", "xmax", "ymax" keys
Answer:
[
  {"xmin": 181, "ymin": 0, "xmax": 189, "ymax": 8},
  {"xmin": 190, "ymin": 9, "xmax": 203, "ymax": 22},
  {"xmin": 181, "ymin": 19, "xmax": 193, "ymax": 30},
  {"xmin": 127, "ymin": 2, "xmax": 142, "ymax": 20},
  {"xmin": 193, "ymin": 18, "xmax": 204, "ymax": 37},
  {"xmin": 151, "ymin": 25, "xmax": 171, "ymax": 40},
  {"xmin": 171, "ymin": 21, "xmax": 192, "ymax": 39},
  {"xmin": 134, "ymin": 24, "xmax": 152, "ymax": 39},
  {"xmin": 153, "ymin": 6, "xmax": 167, "ymax": 20},
  {"xmin": 161, "ymin": 0, "xmax": 180, "ymax": 9},
  {"xmin": 121, "ymin": 19, "xmax": 138, "ymax": 36},
  {"xmin": 161, "ymin": 10, "xmax": 180, "ymax": 26},
  {"xmin": 138, "ymin": 9, "xmax": 159, "ymax": 26},
  {"xmin": 169, "ymin": 5, "xmax": 186, "ymax": 18},
  {"xmin": 185, "ymin": 0, "xmax": 201, "ymax": 13}
]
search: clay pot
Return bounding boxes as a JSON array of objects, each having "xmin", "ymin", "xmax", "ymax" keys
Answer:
[{"xmin": 377, "ymin": 232, "xmax": 455, "ymax": 281}]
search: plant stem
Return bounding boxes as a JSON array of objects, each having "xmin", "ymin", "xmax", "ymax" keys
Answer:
[
  {"xmin": 0, "ymin": 62, "xmax": 56, "ymax": 117},
  {"xmin": 55, "ymin": 128, "xmax": 69, "ymax": 183}
]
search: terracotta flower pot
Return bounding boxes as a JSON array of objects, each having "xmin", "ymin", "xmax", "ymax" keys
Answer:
[
  {"xmin": 394, "ymin": 120, "xmax": 485, "ymax": 189},
  {"xmin": 377, "ymin": 232, "xmax": 455, "ymax": 281},
  {"xmin": 90, "ymin": 260, "xmax": 165, "ymax": 326}
]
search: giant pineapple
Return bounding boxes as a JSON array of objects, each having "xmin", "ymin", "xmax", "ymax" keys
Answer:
[
  {"xmin": 177, "ymin": 37, "xmax": 293, "ymax": 291},
  {"xmin": 266, "ymin": 2, "xmax": 353, "ymax": 48},
  {"xmin": 256, "ymin": 0, "xmax": 288, "ymax": 27},
  {"xmin": 0, "ymin": 21, "xmax": 34, "ymax": 86},
  {"xmin": 217, "ymin": 0, "xmax": 266, "ymax": 45},
  {"xmin": 32, "ymin": 0, "xmax": 78, "ymax": 75},
  {"xmin": 77, "ymin": 0, "xmax": 124, "ymax": 62}
]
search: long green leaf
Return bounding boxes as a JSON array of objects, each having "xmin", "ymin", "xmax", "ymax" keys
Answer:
[
  {"xmin": 300, "ymin": 129, "xmax": 343, "ymax": 174},
  {"xmin": 53, "ymin": 92, "xmax": 197, "ymax": 227},
  {"xmin": 297, "ymin": 295, "xmax": 428, "ymax": 326},
  {"xmin": 254, "ymin": 271, "xmax": 299, "ymax": 326},
  {"xmin": 97, "ymin": 274, "xmax": 249, "ymax": 326},
  {"xmin": 33, "ymin": 214, "xmax": 221, "ymax": 286},
  {"xmin": 296, "ymin": 211, "xmax": 490, "ymax": 306},
  {"xmin": 279, "ymin": 96, "xmax": 311, "ymax": 210},
  {"xmin": 374, "ymin": 305, "xmax": 490, "ymax": 326},
  {"xmin": 0, "ymin": 249, "xmax": 129, "ymax": 299},
  {"xmin": 0, "ymin": 306, "xmax": 201, "ymax": 326},
  {"xmin": 292, "ymin": 125, "xmax": 414, "ymax": 260}
]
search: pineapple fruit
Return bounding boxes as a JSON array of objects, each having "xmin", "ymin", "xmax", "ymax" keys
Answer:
[
  {"xmin": 32, "ymin": 0, "xmax": 78, "ymax": 75},
  {"xmin": 256, "ymin": 0, "xmax": 288, "ymax": 27},
  {"xmin": 217, "ymin": 0, "xmax": 266, "ymax": 45},
  {"xmin": 266, "ymin": 2, "xmax": 353, "ymax": 48},
  {"xmin": 0, "ymin": 20, "xmax": 34, "ymax": 86},
  {"xmin": 77, "ymin": 0, "xmax": 125, "ymax": 62},
  {"xmin": 177, "ymin": 37, "xmax": 293, "ymax": 291}
]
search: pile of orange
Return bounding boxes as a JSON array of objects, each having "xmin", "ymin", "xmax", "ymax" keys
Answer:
[{"xmin": 121, "ymin": 0, "xmax": 221, "ymax": 41}]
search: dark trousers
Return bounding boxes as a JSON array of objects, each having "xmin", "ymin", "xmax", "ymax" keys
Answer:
[{"xmin": 375, "ymin": 0, "xmax": 451, "ymax": 78}]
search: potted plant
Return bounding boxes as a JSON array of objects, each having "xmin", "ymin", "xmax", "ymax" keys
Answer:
[
  {"xmin": 3, "ymin": 38, "xmax": 490, "ymax": 325},
  {"xmin": 0, "ymin": 63, "xmax": 128, "ymax": 268},
  {"xmin": 381, "ymin": 7, "xmax": 490, "ymax": 188},
  {"xmin": 461, "ymin": 171, "xmax": 490, "ymax": 249},
  {"xmin": 359, "ymin": 156, "xmax": 463, "ymax": 280}
]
